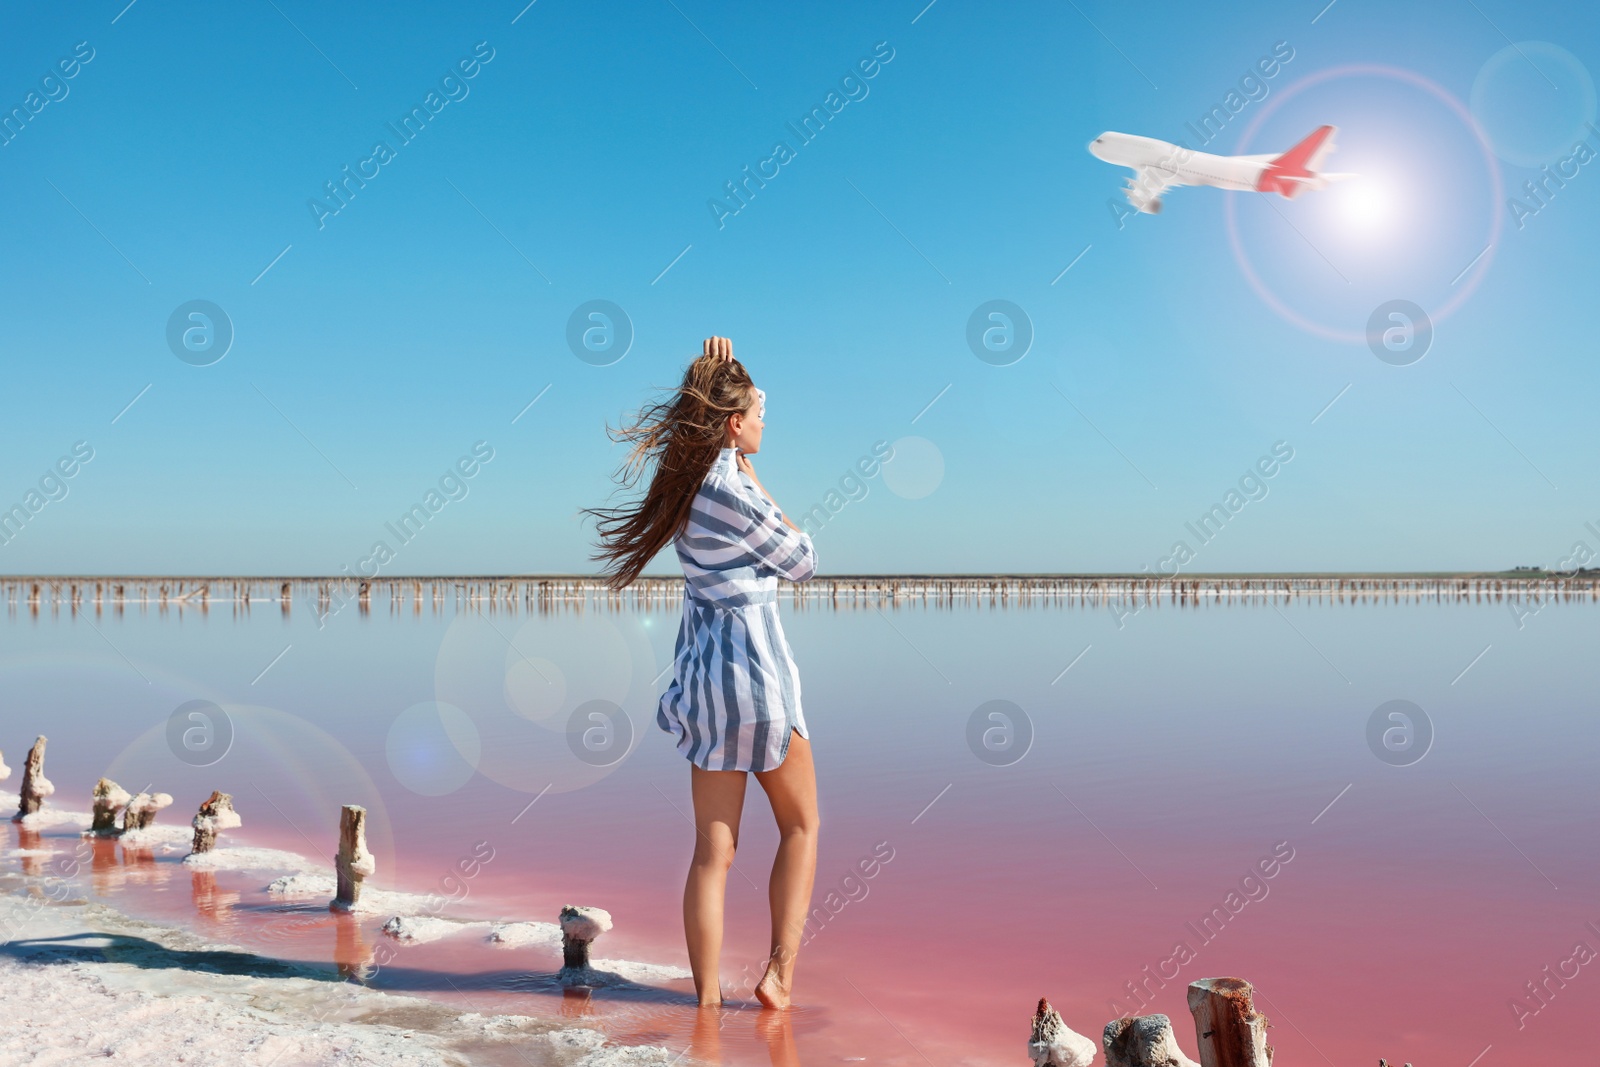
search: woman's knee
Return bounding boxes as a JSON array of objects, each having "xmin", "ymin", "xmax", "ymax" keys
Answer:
[
  {"xmin": 778, "ymin": 811, "xmax": 820, "ymax": 841},
  {"xmin": 692, "ymin": 831, "xmax": 738, "ymax": 871}
]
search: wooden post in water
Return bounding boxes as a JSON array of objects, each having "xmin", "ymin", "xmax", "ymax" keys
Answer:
[
  {"xmin": 333, "ymin": 804, "xmax": 374, "ymax": 911},
  {"xmin": 91, "ymin": 777, "xmax": 131, "ymax": 835},
  {"xmin": 13, "ymin": 737, "xmax": 53, "ymax": 820},
  {"xmin": 559, "ymin": 904, "xmax": 612, "ymax": 969},
  {"xmin": 191, "ymin": 790, "xmax": 240, "ymax": 853},
  {"xmin": 1186, "ymin": 977, "xmax": 1271, "ymax": 1067},
  {"xmin": 1103, "ymin": 1014, "xmax": 1199, "ymax": 1067},
  {"xmin": 123, "ymin": 791, "xmax": 173, "ymax": 831},
  {"xmin": 1028, "ymin": 997, "xmax": 1097, "ymax": 1066}
]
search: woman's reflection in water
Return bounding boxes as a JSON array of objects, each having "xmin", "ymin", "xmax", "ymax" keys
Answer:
[{"xmin": 688, "ymin": 1004, "xmax": 802, "ymax": 1067}]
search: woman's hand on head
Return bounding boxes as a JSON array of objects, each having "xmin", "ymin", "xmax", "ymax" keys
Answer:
[{"xmin": 703, "ymin": 336, "xmax": 733, "ymax": 362}]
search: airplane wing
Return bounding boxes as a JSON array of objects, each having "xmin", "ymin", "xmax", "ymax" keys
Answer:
[{"xmin": 1124, "ymin": 166, "xmax": 1184, "ymax": 214}]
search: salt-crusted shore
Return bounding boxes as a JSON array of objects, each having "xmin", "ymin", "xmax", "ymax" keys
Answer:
[
  {"xmin": 0, "ymin": 893, "xmax": 683, "ymax": 1067},
  {"xmin": 0, "ymin": 791, "xmax": 690, "ymax": 1066},
  {"xmin": 0, "ymin": 895, "xmax": 681, "ymax": 1067}
]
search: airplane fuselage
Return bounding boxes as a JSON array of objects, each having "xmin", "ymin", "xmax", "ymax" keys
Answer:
[{"xmin": 1088, "ymin": 132, "xmax": 1270, "ymax": 192}]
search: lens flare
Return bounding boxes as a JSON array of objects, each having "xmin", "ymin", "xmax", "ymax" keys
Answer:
[
  {"xmin": 1224, "ymin": 64, "xmax": 1503, "ymax": 345},
  {"xmin": 1335, "ymin": 175, "xmax": 1393, "ymax": 233}
]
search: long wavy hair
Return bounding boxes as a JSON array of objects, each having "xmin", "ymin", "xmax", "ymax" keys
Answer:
[{"xmin": 583, "ymin": 353, "xmax": 757, "ymax": 590}]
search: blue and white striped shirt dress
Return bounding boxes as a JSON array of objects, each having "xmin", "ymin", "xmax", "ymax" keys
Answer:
[{"xmin": 656, "ymin": 446, "xmax": 819, "ymax": 772}]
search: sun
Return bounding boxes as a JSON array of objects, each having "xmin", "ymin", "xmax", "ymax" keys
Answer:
[{"xmin": 1334, "ymin": 175, "xmax": 1393, "ymax": 234}]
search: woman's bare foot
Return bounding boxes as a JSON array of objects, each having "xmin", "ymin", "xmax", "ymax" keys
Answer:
[{"xmin": 754, "ymin": 963, "xmax": 791, "ymax": 1010}]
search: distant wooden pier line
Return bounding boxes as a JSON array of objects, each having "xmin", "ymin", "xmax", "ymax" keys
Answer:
[{"xmin": 1, "ymin": 572, "xmax": 1594, "ymax": 618}]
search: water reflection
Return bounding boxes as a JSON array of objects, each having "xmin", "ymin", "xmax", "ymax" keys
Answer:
[
  {"xmin": 685, "ymin": 1008, "xmax": 804, "ymax": 1067},
  {"xmin": 116, "ymin": 840, "xmax": 160, "ymax": 887},
  {"xmin": 190, "ymin": 869, "xmax": 240, "ymax": 924},
  {"xmin": 14, "ymin": 825, "xmax": 46, "ymax": 876},
  {"xmin": 88, "ymin": 835, "xmax": 121, "ymax": 893},
  {"xmin": 79, "ymin": 833, "xmax": 168, "ymax": 894},
  {"xmin": 333, "ymin": 911, "xmax": 375, "ymax": 981},
  {"xmin": 754, "ymin": 1011, "xmax": 801, "ymax": 1067}
]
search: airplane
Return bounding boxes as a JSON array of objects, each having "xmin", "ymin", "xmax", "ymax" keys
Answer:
[{"xmin": 1088, "ymin": 124, "xmax": 1355, "ymax": 214}]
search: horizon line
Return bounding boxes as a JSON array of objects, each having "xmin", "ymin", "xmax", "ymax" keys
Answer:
[{"xmin": 0, "ymin": 569, "xmax": 1583, "ymax": 582}]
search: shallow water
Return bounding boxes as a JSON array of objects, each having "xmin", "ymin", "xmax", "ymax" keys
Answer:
[{"xmin": 3, "ymin": 586, "xmax": 1597, "ymax": 1064}]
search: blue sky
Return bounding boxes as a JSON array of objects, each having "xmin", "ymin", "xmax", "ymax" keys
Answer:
[{"xmin": 1, "ymin": 0, "xmax": 1596, "ymax": 575}]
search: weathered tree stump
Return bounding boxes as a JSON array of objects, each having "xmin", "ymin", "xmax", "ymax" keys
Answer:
[
  {"xmin": 1029, "ymin": 997, "xmax": 1097, "ymax": 1067},
  {"xmin": 332, "ymin": 804, "xmax": 374, "ymax": 911},
  {"xmin": 559, "ymin": 905, "xmax": 613, "ymax": 969},
  {"xmin": 13, "ymin": 737, "xmax": 54, "ymax": 821},
  {"xmin": 191, "ymin": 790, "xmax": 240, "ymax": 853},
  {"xmin": 1104, "ymin": 1014, "xmax": 1200, "ymax": 1067},
  {"xmin": 123, "ymin": 792, "xmax": 174, "ymax": 831},
  {"xmin": 90, "ymin": 778, "xmax": 132, "ymax": 835},
  {"xmin": 1187, "ymin": 978, "xmax": 1272, "ymax": 1067}
]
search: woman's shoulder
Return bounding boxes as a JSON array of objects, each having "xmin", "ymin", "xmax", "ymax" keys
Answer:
[
  {"xmin": 702, "ymin": 449, "xmax": 741, "ymax": 483},
  {"xmin": 697, "ymin": 464, "xmax": 741, "ymax": 502},
  {"xmin": 700, "ymin": 452, "xmax": 745, "ymax": 491},
  {"xmin": 694, "ymin": 466, "xmax": 768, "ymax": 523}
]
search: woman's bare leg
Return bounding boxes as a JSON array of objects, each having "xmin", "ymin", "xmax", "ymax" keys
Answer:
[
  {"xmin": 752, "ymin": 732, "xmax": 819, "ymax": 1009},
  {"xmin": 685, "ymin": 763, "xmax": 748, "ymax": 1007}
]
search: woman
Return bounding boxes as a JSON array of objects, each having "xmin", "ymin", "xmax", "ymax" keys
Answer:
[{"xmin": 584, "ymin": 335, "xmax": 820, "ymax": 1011}]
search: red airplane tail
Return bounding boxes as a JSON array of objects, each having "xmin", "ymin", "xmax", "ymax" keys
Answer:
[{"xmin": 1257, "ymin": 125, "xmax": 1336, "ymax": 198}]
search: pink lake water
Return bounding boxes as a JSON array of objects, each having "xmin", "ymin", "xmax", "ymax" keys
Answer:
[{"xmin": 3, "ymin": 587, "xmax": 1597, "ymax": 1065}]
